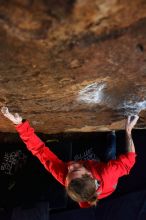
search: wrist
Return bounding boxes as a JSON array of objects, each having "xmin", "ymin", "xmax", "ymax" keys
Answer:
[
  {"xmin": 14, "ymin": 121, "xmax": 22, "ymax": 125},
  {"xmin": 15, "ymin": 119, "xmax": 24, "ymax": 125},
  {"xmin": 126, "ymin": 129, "xmax": 131, "ymax": 136}
]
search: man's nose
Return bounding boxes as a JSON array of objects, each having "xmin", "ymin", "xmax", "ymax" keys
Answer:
[{"xmin": 68, "ymin": 164, "xmax": 75, "ymax": 171}]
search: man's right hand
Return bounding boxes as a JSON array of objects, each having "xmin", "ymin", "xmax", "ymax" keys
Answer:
[
  {"xmin": 1, "ymin": 106, "xmax": 22, "ymax": 125},
  {"xmin": 125, "ymin": 115, "xmax": 139, "ymax": 135}
]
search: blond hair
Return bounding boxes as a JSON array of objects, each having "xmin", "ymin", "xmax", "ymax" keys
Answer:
[{"xmin": 66, "ymin": 174, "xmax": 98, "ymax": 206}]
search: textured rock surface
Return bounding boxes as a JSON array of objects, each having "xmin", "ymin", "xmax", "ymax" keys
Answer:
[{"xmin": 0, "ymin": 0, "xmax": 146, "ymax": 134}]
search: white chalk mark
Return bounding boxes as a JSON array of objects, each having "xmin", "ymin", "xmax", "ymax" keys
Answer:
[
  {"xmin": 74, "ymin": 148, "xmax": 99, "ymax": 161},
  {"xmin": 77, "ymin": 82, "xmax": 106, "ymax": 104},
  {"xmin": 0, "ymin": 150, "xmax": 27, "ymax": 175},
  {"xmin": 76, "ymin": 81, "xmax": 146, "ymax": 115},
  {"xmin": 122, "ymin": 100, "xmax": 146, "ymax": 115}
]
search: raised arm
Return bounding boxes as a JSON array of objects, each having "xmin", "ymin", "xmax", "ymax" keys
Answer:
[
  {"xmin": 91, "ymin": 115, "xmax": 139, "ymax": 186},
  {"xmin": 125, "ymin": 115, "xmax": 139, "ymax": 153},
  {"xmin": 1, "ymin": 107, "xmax": 67, "ymax": 185}
]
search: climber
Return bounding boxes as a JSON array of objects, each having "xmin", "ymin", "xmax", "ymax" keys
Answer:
[{"xmin": 1, "ymin": 106, "xmax": 139, "ymax": 208}]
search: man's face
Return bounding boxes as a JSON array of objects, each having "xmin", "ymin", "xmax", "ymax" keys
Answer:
[{"xmin": 66, "ymin": 162, "xmax": 92, "ymax": 186}]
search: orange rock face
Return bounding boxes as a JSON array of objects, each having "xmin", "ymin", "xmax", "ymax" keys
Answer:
[{"xmin": 0, "ymin": 0, "xmax": 146, "ymax": 134}]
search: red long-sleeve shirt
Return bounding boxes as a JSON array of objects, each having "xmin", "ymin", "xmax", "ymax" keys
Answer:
[{"xmin": 16, "ymin": 121, "xmax": 136, "ymax": 208}]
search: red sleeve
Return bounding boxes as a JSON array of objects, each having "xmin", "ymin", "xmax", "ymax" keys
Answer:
[
  {"xmin": 79, "ymin": 202, "xmax": 91, "ymax": 208},
  {"xmin": 15, "ymin": 121, "xmax": 67, "ymax": 185},
  {"xmin": 105, "ymin": 152, "xmax": 136, "ymax": 177}
]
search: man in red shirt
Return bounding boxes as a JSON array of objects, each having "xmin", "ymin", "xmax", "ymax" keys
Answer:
[{"xmin": 1, "ymin": 107, "xmax": 139, "ymax": 208}]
